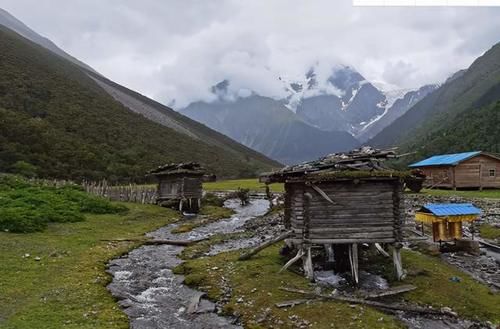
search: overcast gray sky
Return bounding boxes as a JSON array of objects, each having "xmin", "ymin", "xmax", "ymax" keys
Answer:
[{"xmin": 1, "ymin": 0, "xmax": 500, "ymax": 108}]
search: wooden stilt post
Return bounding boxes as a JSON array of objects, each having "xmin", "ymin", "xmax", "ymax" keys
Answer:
[
  {"xmin": 302, "ymin": 192, "xmax": 314, "ymax": 281},
  {"xmin": 324, "ymin": 244, "xmax": 334, "ymax": 263},
  {"xmin": 303, "ymin": 246, "xmax": 314, "ymax": 280},
  {"xmin": 393, "ymin": 243, "xmax": 405, "ymax": 280},
  {"xmin": 349, "ymin": 243, "xmax": 359, "ymax": 285}
]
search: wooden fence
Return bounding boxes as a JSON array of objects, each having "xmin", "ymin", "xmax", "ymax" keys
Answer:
[{"xmin": 82, "ymin": 180, "xmax": 158, "ymax": 204}]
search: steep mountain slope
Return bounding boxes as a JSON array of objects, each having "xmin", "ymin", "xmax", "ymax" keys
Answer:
[
  {"xmin": 0, "ymin": 8, "xmax": 96, "ymax": 72},
  {"xmin": 369, "ymin": 42, "xmax": 500, "ymax": 162},
  {"xmin": 295, "ymin": 67, "xmax": 386, "ymax": 135},
  {"xmin": 86, "ymin": 72, "xmax": 280, "ymax": 168},
  {"xmin": 180, "ymin": 66, "xmax": 434, "ymax": 163},
  {"xmin": 356, "ymin": 84, "xmax": 438, "ymax": 141},
  {"xmin": 410, "ymin": 100, "xmax": 500, "ymax": 156},
  {"xmin": 0, "ymin": 25, "xmax": 279, "ymax": 181},
  {"xmin": 291, "ymin": 67, "xmax": 437, "ymax": 141},
  {"xmin": 181, "ymin": 93, "xmax": 359, "ymax": 164}
]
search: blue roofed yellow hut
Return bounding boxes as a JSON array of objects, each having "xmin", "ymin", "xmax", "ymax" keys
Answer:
[{"xmin": 415, "ymin": 203, "xmax": 481, "ymax": 242}]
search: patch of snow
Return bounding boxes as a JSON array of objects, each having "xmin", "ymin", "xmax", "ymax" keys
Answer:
[
  {"xmin": 341, "ymin": 84, "xmax": 362, "ymax": 111},
  {"xmin": 383, "ymin": 88, "xmax": 414, "ymax": 109},
  {"xmin": 358, "ymin": 106, "xmax": 390, "ymax": 132}
]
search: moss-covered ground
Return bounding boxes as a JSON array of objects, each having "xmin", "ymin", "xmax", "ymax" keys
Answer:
[
  {"xmin": 171, "ymin": 205, "xmax": 235, "ymax": 234},
  {"xmin": 479, "ymin": 224, "xmax": 500, "ymax": 240},
  {"xmin": 176, "ymin": 245, "xmax": 402, "ymax": 329},
  {"xmin": 399, "ymin": 250, "xmax": 500, "ymax": 323},
  {"xmin": 0, "ymin": 203, "xmax": 179, "ymax": 329},
  {"xmin": 203, "ymin": 178, "xmax": 284, "ymax": 193},
  {"xmin": 414, "ymin": 188, "xmax": 500, "ymax": 199},
  {"xmin": 176, "ymin": 242, "xmax": 500, "ymax": 328},
  {"xmin": 203, "ymin": 178, "xmax": 500, "ymax": 199}
]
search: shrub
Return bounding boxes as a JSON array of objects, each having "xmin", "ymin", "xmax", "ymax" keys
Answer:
[{"xmin": 0, "ymin": 174, "xmax": 127, "ymax": 233}]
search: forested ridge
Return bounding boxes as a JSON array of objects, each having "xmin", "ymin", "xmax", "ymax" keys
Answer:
[
  {"xmin": 0, "ymin": 26, "xmax": 278, "ymax": 182},
  {"xmin": 370, "ymin": 42, "xmax": 500, "ymax": 164}
]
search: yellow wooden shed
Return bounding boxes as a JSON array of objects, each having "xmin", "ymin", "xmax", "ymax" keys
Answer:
[{"xmin": 415, "ymin": 203, "xmax": 480, "ymax": 242}]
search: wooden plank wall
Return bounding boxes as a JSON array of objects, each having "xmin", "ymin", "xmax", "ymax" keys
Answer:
[
  {"xmin": 287, "ymin": 180, "xmax": 403, "ymax": 245},
  {"xmin": 158, "ymin": 175, "xmax": 203, "ymax": 199},
  {"xmin": 159, "ymin": 177, "xmax": 181, "ymax": 199},
  {"xmin": 456, "ymin": 155, "xmax": 500, "ymax": 188},
  {"xmin": 421, "ymin": 167, "xmax": 453, "ymax": 188},
  {"xmin": 181, "ymin": 177, "xmax": 203, "ymax": 198}
]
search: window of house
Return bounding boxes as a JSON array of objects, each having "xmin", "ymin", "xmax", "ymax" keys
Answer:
[{"xmin": 489, "ymin": 169, "xmax": 496, "ymax": 177}]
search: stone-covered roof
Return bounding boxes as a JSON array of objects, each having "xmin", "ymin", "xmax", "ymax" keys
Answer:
[
  {"xmin": 148, "ymin": 162, "xmax": 205, "ymax": 176},
  {"xmin": 261, "ymin": 146, "xmax": 411, "ymax": 183}
]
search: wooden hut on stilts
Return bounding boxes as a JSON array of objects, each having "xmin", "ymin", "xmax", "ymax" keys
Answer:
[
  {"xmin": 148, "ymin": 162, "xmax": 205, "ymax": 213},
  {"xmin": 261, "ymin": 147, "xmax": 413, "ymax": 284}
]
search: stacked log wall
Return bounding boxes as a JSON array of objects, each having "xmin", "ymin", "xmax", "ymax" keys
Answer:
[
  {"xmin": 158, "ymin": 175, "xmax": 203, "ymax": 200},
  {"xmin": 287, "ymin": 179, "xmax": 404, "ymax": 244}
]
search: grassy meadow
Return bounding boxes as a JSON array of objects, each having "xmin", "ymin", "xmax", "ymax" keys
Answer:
[
  {"xmin": 0, "ymin": 203, "xmax": 179, "ymax": 329},
  {"xmin": 203, "ymin": 178, "xmax": 500, "ymax": 199},
  {"xmin": 203, "ymin": 178, "xmax": 283, "ymax": 193},
  {"xmin": 176, "ymin": 243, "xmax": 500, "ymax": 328},
  {"xmin": 0, "ymin": 175, "xmax": 181, "ymax": 328}
]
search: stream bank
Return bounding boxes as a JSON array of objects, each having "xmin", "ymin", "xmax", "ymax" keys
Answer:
[
  {"xmin": 106, "ymin": 199, "xmax": 268, "ymax": 329},
  {"xmin": 107, "ymin": 197, "xmax": 499, "ymax": 329}
]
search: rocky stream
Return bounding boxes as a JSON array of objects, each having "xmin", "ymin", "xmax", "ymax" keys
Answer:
[{"xmin": 107, "ymin": 195, "xmax": 499, "ymax": 329}]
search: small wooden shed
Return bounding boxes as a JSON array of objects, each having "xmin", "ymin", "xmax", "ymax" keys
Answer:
[
  {"xmin": 149, "ymin": 162, "xmax": 205, "ymax": 213},
  {"xmin": 261, "ymin": 147, "xmax": 411, "ymax": 283},
  {"xmin": 415, "ymin": 203, "xmax": 480, "ymax": 243},
  {"xmin": 409, "ymin": 151, "xmax": 500, "ymax": 190}
]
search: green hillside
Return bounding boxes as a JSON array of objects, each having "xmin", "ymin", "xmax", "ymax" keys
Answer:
[
  {"xmin": 405, "ymin": 100, "xmax": 500, "ymax": 160},
  {"xmin": 0, "ymin": 26, "xmax": 279, "ymax": 182},
  {"xmin": 370, "ymin": 42, "xmax": 500, "ymax": 163}
]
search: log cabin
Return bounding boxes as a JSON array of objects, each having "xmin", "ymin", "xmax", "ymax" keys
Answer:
[
  {"xmin": 148, "ymin": 162, "xmax": 205, "ymax": 213},
  {"xmin": 261, "ymin": 147, "xmax": 412, "ymax": 284},
  {"xmin": 409, "ymin": 151, "xmax": 500, "ymax": 190}
]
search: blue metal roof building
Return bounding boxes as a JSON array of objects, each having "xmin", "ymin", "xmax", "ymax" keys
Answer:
[
  {"xmin": 420, "ymin": 203, "xmax": 481, "ymax": 216},
  {"xmin": 409, "ymin": 151, "xmax": 481, "ymax": 168},
  {"xmin": 407, "ymin": 150, "xmax": 500, "ymax": 189}
]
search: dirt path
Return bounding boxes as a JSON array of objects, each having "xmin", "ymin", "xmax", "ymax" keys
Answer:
[{"xmin": 106, "ymin": 199, "xmax": 269, "ymax": 329}]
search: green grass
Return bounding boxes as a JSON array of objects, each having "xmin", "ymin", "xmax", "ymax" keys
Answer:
[
  {"xmin": 0, "ymin": 25, "xmax": 277, "ymax": 182},
  {"xmin": 0, "ymin": 203, "xmax": 179, "ymax": 329},
  {"xmin": 0, "ymin": 174, "xmax": 126, "ymax": 233},
  {"xmin": 399, "ymin": 250, "xmax": 500, "ymax": 323},
  {"xmin": 206, "ymin": 180, "xmax": 500, "ymax": 199},
  {"xmin": 415, "ymin": 188, "xmax": 500, "ymax": 199},
  {"xmin": 203, "ymin": 178, "xmax": 284, "ymax": 193},
  {"xmin": 170, "ymin": 205, "xmax": 235, "ymax": 234},
  {"xmin": 176, "ymin": 244, "xmax": 401, "ymax": 329},
  {"xmin": 176, "ymin": 243, "xmax": 500, "ymax": 328},
  {"xmin": 177, "ymin": 231, "xmax": 253, "ymax": 260},
  {"xmin": 479, "ymin": 224, "xmax": 500, "ymax": 240}
]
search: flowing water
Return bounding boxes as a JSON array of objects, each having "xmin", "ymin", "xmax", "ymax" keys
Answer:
[{"xmin": 106, "ymin": 199, "xmax": 269, "ymax": 329}]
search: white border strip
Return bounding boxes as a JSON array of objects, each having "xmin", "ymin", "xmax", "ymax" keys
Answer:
[{"xmin": 353, "ymin": 0, "xmax": 500, "ymax": 6}]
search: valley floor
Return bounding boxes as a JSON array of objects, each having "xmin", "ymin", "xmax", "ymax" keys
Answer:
[
  {"xmin": 1, "ymin": 184, "xmax": 499, "ymax": 329},
  {"xmin": 0, "ymin": 203, "xmax": 179, "ymax": 329},
  {"xmin": 203, "ymin": 178, "xmax": 500, "ymax": 199}
]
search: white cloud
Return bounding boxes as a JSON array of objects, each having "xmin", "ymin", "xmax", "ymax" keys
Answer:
[{"xmin": 1, "ymin": 0, "xmax": 499, "ymax": 108}]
